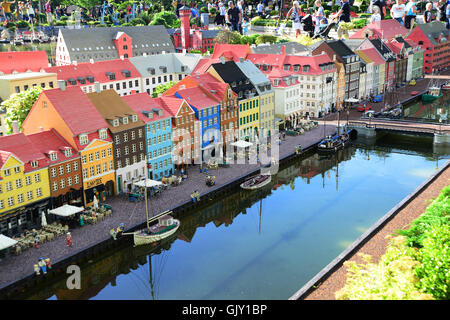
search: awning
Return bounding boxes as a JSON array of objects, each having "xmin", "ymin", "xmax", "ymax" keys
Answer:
[
  {"xmin": 345, "ymin": 98, "xmax": 359, "ymax": 103},
  {"xmin": 0, "ymin": 234, "xmax": 17, "ymax": 251},
  {"xmin": 48, "ymin": 204, "xmax": 85, "ymax": 217},
  {"xmin": 134, "ymin": 179, "xmax": 163, "ymax": 188},
  {"xmin": 230, "ymin": 140, "xmax": 253, "ymax": 148}
]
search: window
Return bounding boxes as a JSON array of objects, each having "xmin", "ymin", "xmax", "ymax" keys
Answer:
[
  {"xmin": 95, "ymin": 151, "xmax": 100, "ymax": 160},
  {"xmin": 25, "ymin": 176, "xmax": 31, "ymax": 185},
  {"xmin": 67, "ymin": 177, "xmax": 72, "ymax": 186},
  {"xmin": 59, "ymin": 166, "xmax": 64, "ymax": 175},
  {"xmin": 123, "ymin": 132, "xmax": 128, "ymax": 142},
  {"xmin": 60, "ymin": 179, "xmax": 65, "ymax": 189},
  {"xmin": 82, "ymin": 155, "xmax": 87, "ymax": 164},
  {"xmin": 16, "ymin": 179, "xmax": 22, "ymax": 188},
  {"xmin": 99, "ymin": 129, "xmax": 108, "ymax": 140},
  {"xmin": 49, "ymin": 152, "xmax": 58, "ymax": 161},
  {"xmin": 74, "ymin": 175, "xmax": 80, "ymax": 184},
  {"xmin": 8, "ymin": 197, "xmax": 14, "ymax": 207},
  {"xmin": 90, "ymin": 166, "xmax": 95, "ymax": 176},
  {"xmin": 36, "ymin": 188, "xmax": 42, "ymax": 197},
  {"xmin": 89, "ymin": 153, "xmax": 94, "ymax": 162},
  {"xmin": 35, "ymin": 173, "xmax": 41, "ymax": 182},
  {"xmin": 96, "ymin": 164, "xmax": 101, "ymax": 175},
  {"xmin": 53, "ymin": 181, "xmax": 58, "ymax": 191},
  {"xmin": 27, "ymin": 191, "xmax": 33, "ymax": 200},
  {"xmin": 73, "ymin": 161, "xmax": 78, "ymax": 171},
  {"xmin": 79, "ymin": 134, "xmax": 89, "ymax": 145},
  {"xmin": 131, "ymin": 131, "xmax": 136, "ymax": 140}
]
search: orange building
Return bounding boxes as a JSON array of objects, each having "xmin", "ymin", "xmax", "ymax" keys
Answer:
[{"xmin": 22, "ymin": 82, "xmax": 115, "ymax": 206}]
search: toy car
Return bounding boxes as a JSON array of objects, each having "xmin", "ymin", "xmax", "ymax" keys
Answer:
[
  {"xmin": 357, "ymin": 104, "xmax": 372, "ymax": 112},
  {"xmin": 411, "ymin": 91, "xmax": 419, "ymax": 96},
  {"xmin": 372, "ymin": 95, "xmax": 383, "ymax": 103}
]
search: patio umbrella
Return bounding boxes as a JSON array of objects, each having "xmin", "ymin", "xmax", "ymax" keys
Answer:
[
  {"xmin": 93, "ymin": 195, "xmax": 99, "ymax": 210},
  {"xmin": 41, "ymin": 211, "xmax": 47, "ymax": 227}
]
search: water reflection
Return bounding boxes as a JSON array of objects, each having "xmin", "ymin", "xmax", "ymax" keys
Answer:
[
  {"xmin": 11, "ymin": 138, "xmax": 450, "ymax": 300},
  {"xmin": 402, "ymin": 90, "xmax": 449, "ymax": 124}
]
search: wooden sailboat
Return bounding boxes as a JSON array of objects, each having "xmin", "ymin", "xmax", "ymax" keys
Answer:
[{"xmin": 125, "ymin": 156, "xmax": 180, "ymax": 246}]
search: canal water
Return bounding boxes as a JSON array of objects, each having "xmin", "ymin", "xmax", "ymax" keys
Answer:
[{"xmin": 15, "ymin": 135, "xmax": 450, "ymax": 300}]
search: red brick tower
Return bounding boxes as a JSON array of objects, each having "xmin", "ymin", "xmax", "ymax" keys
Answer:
[{"xmin": 179, "ymin": 6, "xmax": 191, "ymax": 50}]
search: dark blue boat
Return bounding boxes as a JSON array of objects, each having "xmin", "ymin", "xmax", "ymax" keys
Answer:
[{"xmin": 318, "ymin": 129, "xmax": 353, "ymax": 153}]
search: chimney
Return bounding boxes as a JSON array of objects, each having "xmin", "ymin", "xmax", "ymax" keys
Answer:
[
  {"xmin": 89, "ymin": 58, "xmax": 94, "ymax": 64},
  {"xmin": 282, "ymin": 45, "xmax": 286, "ymax": 56},
  {"xmin": 94, "ymin": 81, "xmax": 101, "ymax": 93},
  {"xmin": 239, "ymin": 57, "xmax": 244, "ymax": 63},
  {"xmin": 143, "ymin": 52, "xmax": 147, "ymax": 57},
  {"xmin": 12, "ymin": 121, "xmax": 20, "ymax": 134},
  {"xmin": 219, "ymin": 56, "xmax": 225, "ymax": 64},
  {"xmin": 58, "ymin": 80, "xmax": 66, "ymax": 91},
  {"xmin": 333, "ymin": 54, "xmax": 336, "ymax": 61}
]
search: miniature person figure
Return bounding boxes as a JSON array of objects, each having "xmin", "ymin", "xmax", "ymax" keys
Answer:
[
  {"xmin": 79, "ymin": 215, "xmax": 85, "ymax": 226},
  {"xmin": 191, "ymin": 191, "xmax": 197, "ymax": 203},
  {"xmin": 45, "ymin": 258, "xmax": 52, "ymax": 270},
  {"xmin": 34, "ymin": 236, "xmax": 39, "ymax": 249},
  {"xmin": 65, "ymin": 232, "xmax": 73, "ymax": 247},
  {"xmin": 34, "ymin": 264, "xmax": 40, "ymax": 276},
  {"xmin": 38, "ymin": 258, "xmax": 47, "ymax": 274},
  {"xmin": 110, "ymin": 228, "xmax": 117, "ymax": 240},
  {"xmin": 116, "ymin": 223, "xmax": 124, "ymax": 237}
]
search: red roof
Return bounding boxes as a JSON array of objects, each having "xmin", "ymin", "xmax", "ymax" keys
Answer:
[
  {"xmin": 385, "ymin": 41, "xmax": 403, "ymax": 55},
  {"xmin": 191, "ymin": 58, "xmax": 220, "ymax": 74},
  {"xmin": 40, "ymin": 86, "xmax": 109, "ymax": 135},
  {"xmin": 211, "ymin": 43, "xmax": 251, "ymax": 61},
  {"xmin": 173, "ymin": 86, "xmax": 220, "ymax": 109},
  {"xmin": 26, "ymin": 129, "xmax": 79, "ymax": 163},
  {"xmin": 0, "ymin": 133, "xmax": 48, "ymax": 172},
  {"xmin": 350, "ymin": 20, "xmax": 408, "ymax": 40},
  {"xmin": 159, "ymin": 95, "xmax": 193, "ymax": 117},
  {"xmin": 44, "ymin": 58, "xmax": 141, "ymax": 86},
  {"xmin": 122, "ymin": 93, "xmax": 172, "ymax": 123},
  {"xmin": 185, "ymin": 73, "xmax": 234, "ymax": 101},
  {"xmin": 0, "ymin": 51, "xmax": 49, "ymax": 75},
  {"xmin": 359, "ymin": 48, "xmax": 385, "ymax": 65}
]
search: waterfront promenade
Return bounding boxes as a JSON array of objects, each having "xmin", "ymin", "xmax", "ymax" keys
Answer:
[
  {"xmin": 0, "ymin": 124, "xmax": 337, "ymax": 289},
  {"xmin": 301, "ymin": 161, "xmax": 450, "ymax": 300}
]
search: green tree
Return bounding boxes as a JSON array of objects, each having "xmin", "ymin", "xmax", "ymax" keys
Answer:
[
  {"xmin": 214, "ymin": 30, "xmax": 242, "ymax": 44},
  {"xmin": 1, "ymin": 87, "xmax": 43, "ymax": 134},
  {"xmin": 62, "ymin": 0, "xmax": 101, "ymax": 12},
  {"xmin": 152, "ymin": 81, "xmax": 177, "ymax": 98}
]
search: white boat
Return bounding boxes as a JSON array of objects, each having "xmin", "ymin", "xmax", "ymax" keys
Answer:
[
  {"xmin": 133, "ymin": 215, "xmax": 180, "ymax": 246},
  {"xmin": 240, "ymin": 174, "xmax": 271, "ymax": 190}
]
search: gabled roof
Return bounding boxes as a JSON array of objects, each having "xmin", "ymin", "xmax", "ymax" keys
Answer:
[
  {"xmin": 26, "ymin": 129, "xmax": 79, "ymax": 163},
  {"xmin": 414, "ymin": 21, "xmax": 450, "ymax": 46},
  {"xmin": 122, "ymin": 93, "xmax": 172, "ymax": 123},
  {"xmin": 211, "ymin": 43, "xmax": 251, "ymax": 61},
  {"xmin": 59, "ymin": 26, "xmax": 175, "ymax": 60},
  {"xmin": 187, "ymin": 73, "xmax": 235, "ymax": 101},
  {"xmin": 251, "ymin": 42, "xmax": 308, "ymax": 55},
  {"xmin": 0, "ymin": 51, "xmax": 49, "ymax": 75},
  {"xmin": 191, "ymin": 58, "xmax": 220, "ymax": 74},
  {"xmin": 45, "ymin": 58, "xmax": 141, "ymax": 85},
  {"xmin": 86, "ymin": 90, "xmax": 145, "ymax": 133},
  {"xmin": 210, "ymin": 60, "xmax": 258, "ymax": 96},
  {"xmin": 350, "ymin": 20, "xmax": 408, "ymax": 40},
  {"xmin": 129, "ymin": 53, "xmax": 202, "ymax": 77},
  {"xmin": 41, "ymin": 86, "xmax": 109, "ymax": 135},
  {"xmin": 173, "ymin": 86, "xmax": 220, "ymax": 109},
  {"xmin": 325, "ymin": 40, "xmax": 356, "ymax": 59},
  {"xmin": 357, "ymin": 48, "xmax": 385, "ymax": 66},
  {"xmin": 385, "ymin": 41, "xmax": 404, "ymax": 55},
  {"xmin": 235, "ymin": 60, "xmax": 272, "ymax": 95},
  {"xmin": 369, "ymin": 38, "xmax": 396, "ymax": 62},
  {"xmin": 0, "ymin": 133, "xmax": 48, "ymax": 171}
]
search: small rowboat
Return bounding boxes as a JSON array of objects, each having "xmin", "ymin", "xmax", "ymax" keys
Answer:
[
  {"xmin": 133, "ymin": 215, "xmax": 180, "ymax": 246},
  {"xmin": 240, "ymin": 174, "xmax": 271, "ymax": 190}
]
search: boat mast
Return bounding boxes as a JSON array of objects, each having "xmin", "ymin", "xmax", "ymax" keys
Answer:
[
  {"xmin": 149, "ymin": 254, "xmax": 155, "ymax": 300},
  {"xmin": 258, "ymin": 199, "xmax": 262, "ymax": 235},
  {"xmin": 145, "ymin": 155, "xmax": 149, "ymax": 232}
]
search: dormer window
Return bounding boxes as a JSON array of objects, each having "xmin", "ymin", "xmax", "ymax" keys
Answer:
[
  {"xmin": 64, "ymin": 148, "xmax": 72, "ymax": 157},
  {"xmin": 79, "ymin": 134, "xmax": 89, "ymax": 145},
  {"xmin": 99, "ymin": 128, "xmax": 108, "ymax": 140},
  {"xmin": 132, "ymin": 114, "xmax": 138, "ymax": 122},
  {"xmin": 293, "ymin": 65, "xmax": 300, "ymax": 72},
  {"xmin": 122, "ymin": 116, "xmax": 129, "ymax": 125},
  {"xmin": 30, "ymin": 161, "xmax": 38, "ymax": 168},
  {"xmin": 283, "ymin": 64, "xmax": 291, "ymax": 71},
  {"xmin": 112, "ymin": 119, "xmax": 119, "ymax": 127},
  {"xmin": 273, "ymin": 79, "xmax": 280, "ymax": 86},
  {"xmin": 49, "ymin": 152, "xmax": 58, "ymax": 161}
]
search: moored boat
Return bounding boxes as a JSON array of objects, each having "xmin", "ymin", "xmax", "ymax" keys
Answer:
[
  {"xmin": 442, "ymin": 81, "xmax": 450, "ymax": 90},
  {"xmin": 422, "ymin": 86, "xmax": 442, "ymax": 103},
  {"xmin": 240, "ymin": 174, "xmax": 271, "ymax": 190},
  {"xmin": 318, "ymin": 130, "xmax": 351, "ymax": 153},
  {"xmin": 133, "ymin": 215, "xmax": 180, "ymax": 246}
]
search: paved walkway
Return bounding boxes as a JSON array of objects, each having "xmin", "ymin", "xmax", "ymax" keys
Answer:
[
  {"xmin": 304, "ymin": 163, "xmax": 450, "ymax": 300},
  {"xmin": 0, "ymin": 124, "xmax": 336, "ymax": 288}
]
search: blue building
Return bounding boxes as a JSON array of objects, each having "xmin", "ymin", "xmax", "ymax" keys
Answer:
[
  {"xmin": 173, "ymin": 86, "xmax": 221, "ymax": 160},
  {"xmin": 123, "ymin": 93, "xmax": 174, "ymax": 180}
]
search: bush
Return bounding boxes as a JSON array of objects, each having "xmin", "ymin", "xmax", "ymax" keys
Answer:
[
  {"xmin": 130, "ymin": 18, "xmax": 145, "ymax": 26},
  {"xmin": 16, "ymin": 20, "xmax": 30, "ymax": 29},
  {"xmin": 54, "ymin": 20, "xmax": 67, "ymax": 26},
  {"xmin": 352, "ymin": 18, "xmax": 368, "ymax": 29},
  {"xmin": 200, "ymin": 7, "xmax": 208, "ymax": 13},
  {"xmin": 150, "ymin": 11, "xmax": 179, "ymax": 28},
  {"xmin": 255, "ymin": 34, "xmax": 277, "ymax": 45},
  {"xmin": 210, "ymin": 7, "xmax": 217, "ymax": 15}
]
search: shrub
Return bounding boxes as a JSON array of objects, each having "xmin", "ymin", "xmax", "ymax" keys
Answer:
[
  {"xmin": 150, "ymin": 11, "xmax": 179, "ymax": 28},
  {"xmin": 352, "ymin": 18, "xmax": 368, "ymax": 29},
  {"xmin": 16, "ymin": 20, "xmax": 30, "ymax": 29},
  {"xmin": 54, "ymin": 20, "xmax": 67, "ymax": 26},
  {"xmin": 255, "ymin": 34, "xmax": 277, "ymax": 45},
  {"xmin": 200, "ymin": 7, "xmax": 208, "ymax": 13},
  {"xmin": 210, "ymin": 7, "xmax": 217, "ymax": 15},
  {"xmin": 130, "ymin": 17, "xmax": 145, "ymax": 26}
]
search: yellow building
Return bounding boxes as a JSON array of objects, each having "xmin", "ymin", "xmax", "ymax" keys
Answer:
[
  {"xmin": 0, "ymin": 133, "xmax": 51, "ymax": 236},
  {"xmin": 80, "ymin": 139, "xmax": 115, "ymax": 206},
  {"xmin": 0, "ymin": 72, "xmax": 57, "ymax": 101},
  {"xmin": 239, "ymin": 96, "xmax": 260, "ymax": 141}
]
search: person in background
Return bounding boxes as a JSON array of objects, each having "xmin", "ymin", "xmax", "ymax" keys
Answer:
[
  {"xmin": 1, "ymin": 0, "xmax": 15, "ymax": 21},
  {"xmin": 315, "ymin": 0, "xmax": 325, "ymax": 33},
  {"xmin": 446, "ymin": 0, "xmax": 450, "ymax": 29},
  {"xmin": 257, "ymin": 0, "xmax": 264, "ymax": 16},
  {"xmin": 218, "ymin": 1, "xmax": 226, "ymax": 26},
  {"xmin": 45, "ymin": 0, "xmax": 53, "ymax": 25},
  {"xmin": 242, "ymin": 17, "xmax": 250, "ymax": 34},
  {"xmin": 404, "ymin": 0, "xmax": 418, "ymax": 29},
  {"xmin": 226, "ymin": 1, "xmax": 242, "ymax": 33},
  {"xmin": 373, "ymin": 0, "xmax": 387, "ymax": 19},
  {"xmin": 26, "ymin": 1, "xmax": 34, "ymax": 23},
  {"xmin": 424, "ymin": 2, "xmax": 434, "ymax": 22},
  {"xmin": 370, "ymin": 5, "xmax": 382, "ymax": 22},
  {"xmin": 331, "ymin": 0, "xmax": 351, "ymax": 39},
  {"xmin": 191, "ymin": 2, "xmax": 199, "ymax": 25},
  {"xmin": 286, "ymin": 0, "xmax": 302, "ymax": 38},
  {"xmin": 390, "ymin": 0, "xmax": 406, "ymax": 25}
]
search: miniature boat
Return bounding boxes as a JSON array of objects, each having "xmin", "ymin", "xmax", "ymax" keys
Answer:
[
  {"xmin": 442, "ymin": 81, "xmax": 450, "ymax": 90},
  {"xmin": 422, "ymin": 86, "xmax": 442, "ymax": 103},
  {"xmin": 133, "ymin": 214, "xmax": 180, "ymax": 246},
  {"xmin": 240, "ymin": 174, "xmax": 271, "ymax": 190},
  {"xmin": 318, "ymin": 130, "xmax": 351, "ymax": 153}
]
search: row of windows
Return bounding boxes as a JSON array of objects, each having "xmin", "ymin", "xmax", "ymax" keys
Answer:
[
  {"xmin": 240, "ymin": 113, "xmax": 259, "ymax": 126},
  {"xmin": 116, "ymin": 154, "xmax": 145, "ymax": 169},
  {"xmin": 150, "ymin": 158, "xmax": 173, "ymax": 170},
  {"xmin": 0, "ymin": 188, "xmax": 43, "ymax": 209},
  {"xmin": 15, "ymin": 81, "xmax": 54, "ymax": 94},
  {"xmin": 115, "ymin": 143, "xmax": 144, "ymax": 157},
  {"xmin": 50, "ymin": 162, "xmax": 79, "ymax": 178},
  {"xmin": 239, "ymin": 100, "xmax": 259, "ymax": 112},
  {"xmin": 82, "ymin": 161, "xmax": 114, "ymax": 179},
  {"xmin": 0, "ymin": 174, "xmax": 41, "ymax": 193},
  {"xmin": 147, "ymin": 133, "xmax": 172, "ymax": 146},
  {"xmin": 203, "ymin": 117, "xmax": 218, "ymax": 128},
  {"xmin": 81, "ymin": 148, "xmax": 113, "ymax": 164},
  {"xmin": 221, "ymin": 110, "xmax": 238, "ymax": 121},
  {"xmin": 147, "ymin": 120, "xmax": 171, "ymax": 133},
  {"xmin": 114, "ymin": 130, "xmax": 143, "ymax": 144},
  {"xmin": 52, "ymin": 175, "xmax": 81, "ymax": 191}
]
